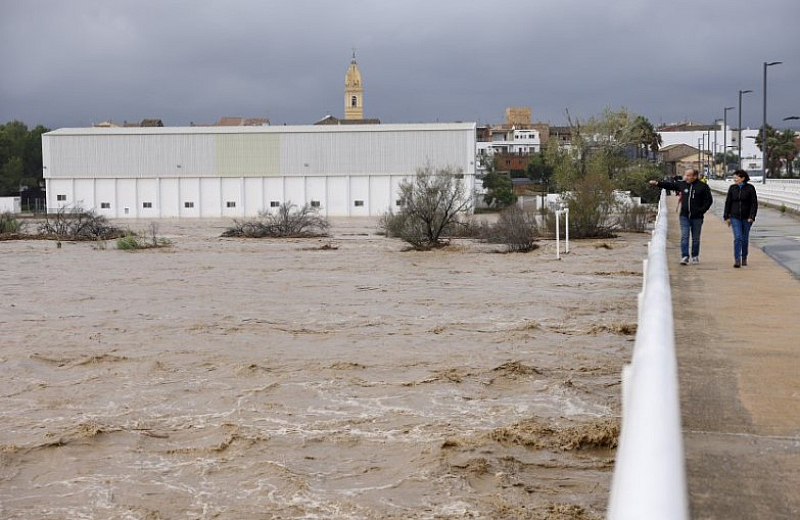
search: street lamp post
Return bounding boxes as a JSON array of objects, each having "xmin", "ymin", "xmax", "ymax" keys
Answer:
[
  {"xmin": 701, "ymin": 135, "xmax": 706, "ymax": 174},
  {"xmin": 738, "ymin": 90, "xmax": 753, "ymax": 169},
  {"xmin": 714, "ymin": 124, "xmax": 718, "ymax": 177},
  {"xmin": 762, "ymin": 61, "xmax": 782, "ymax": 184},
  {"xmin": 723, "ymin": 106, "xmax": 735, "ymax": 175},
  {"xmin": 697, "ymin": 138, "xmax": 702, "ymax": 173}
]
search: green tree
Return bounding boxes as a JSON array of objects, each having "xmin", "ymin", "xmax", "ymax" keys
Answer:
[
  {"xmin": 481, "ymin": 171, "xmax": 516, "ymax": 208},
  {"xmin": 626, "ymin": 115, "xmax": 662, "ymax": 159},
  {"xmin": 0, "ymin": 121, "xmax": 50, "ymax": 196},
  {"xmin": 0, "ymin": 156, "xmax": 24, "ymax": 195},
  {"xmin": 552, "ymin": 107, "xmax": 639, "ymax": 188},
  {"xmin": 773, "ymin": 129, "xmax": 797, "ymax": 177},
  {"xmin": 612, "ymin": 162, "xmax": 665, "ymax": 203},
  {"xmin": 562, "ymin": 171, "xmax": 618, "ymax": 239},
  {"xmin": 714, "ymin": 151, "xmax": 739, "ymax": 173},
  {"xmin": 754, "ymin": 125, "xmax": 797, "ymax": 176},
  {"xmin": 526, "ymin": 152, "xmax": 553, "ymax": 186}
]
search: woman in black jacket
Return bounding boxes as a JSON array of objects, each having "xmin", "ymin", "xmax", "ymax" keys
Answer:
[{"xmin": 723, "ymin": 170, "xmax": 758, "ymax": 268}]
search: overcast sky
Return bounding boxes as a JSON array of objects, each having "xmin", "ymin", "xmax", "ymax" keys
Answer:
[{"xmin": 2, "ymin": 0, "xmax": 799, "ymax": 130}]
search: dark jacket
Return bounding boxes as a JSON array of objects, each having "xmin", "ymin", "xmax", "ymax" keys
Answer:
[
  {"xmin": 723, "ymin": 182, "xmax": 758, "ymax": 221},
  {"xmin": 656, "ymin": 179, "xmax": 713, "ymax": 219}
]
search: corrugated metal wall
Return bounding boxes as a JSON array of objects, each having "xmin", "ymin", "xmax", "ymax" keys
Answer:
[{"xmin": 43, "ymin": 124, "xmax": 476, "ymax": 217}]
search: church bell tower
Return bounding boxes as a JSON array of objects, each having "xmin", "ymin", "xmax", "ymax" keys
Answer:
[{"xmin": 344, "ymin": 52, "xmax": 364, "ymax": 120}]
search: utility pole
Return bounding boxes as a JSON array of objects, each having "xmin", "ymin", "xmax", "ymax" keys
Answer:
[{"xmin": 738, "ymin": 89, "xmax": 752, "ymax": 169}]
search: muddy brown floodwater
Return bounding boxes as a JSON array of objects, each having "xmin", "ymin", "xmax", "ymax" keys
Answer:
[{"xmin": 0, "ymin": 217, "xmax": 647, "ymax": 519}]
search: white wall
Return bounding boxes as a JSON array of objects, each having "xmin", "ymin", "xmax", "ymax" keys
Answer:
[
  {"xmin": 42, "ymin": 124, "xmax": 476, "ymax": 217},
  {"xmin": 0, "ymin": 197, "xmax": 21, "ymax": 213}
]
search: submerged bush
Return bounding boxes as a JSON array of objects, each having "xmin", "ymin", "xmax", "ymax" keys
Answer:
[
  {"xmin": 38, "ymin": 206, "xmax": 125, "ymax": 241},
  {"xmin": 115, "ymin": 223, "xmax": 172, "ymax": 250},
  {"xmin": 222, "ymin": 202, "xmax": 329, "ymax": 238},
  {"xmin": 0, "ymin": 212, "xmax": 24, "ymax": 234},
  {"xmin": 378, "ymin": 166, "xmax": 471, "ymax": 250},
  {"xmin": 116, "ymin": 233, "xmax": 141, "ymax": 250},
  {"xmin": 491, "ymin": 205, "xmax": 539, "ymax": 252},
  {"xmin": 616, "ymin": 203, "xmax": 655, "ymax": 233}
]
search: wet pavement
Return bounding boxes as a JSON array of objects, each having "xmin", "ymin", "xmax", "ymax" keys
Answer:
[
  {"xmin": 665, "ymin": 198, "xmax": 800, "ymax": 519},
  {"xmin": 708, "ymin": 185, "xmax": 800, "ymax": 279}
]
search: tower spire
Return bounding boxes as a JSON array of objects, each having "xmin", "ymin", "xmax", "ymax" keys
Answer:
[{"xmin": 344, "ymin": 52, "xmax": 363, "ymax": 120}]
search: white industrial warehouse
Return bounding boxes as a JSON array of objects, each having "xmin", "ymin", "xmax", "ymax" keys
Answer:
[{"xmin": 42, "ymin": 123, "xmax": 476, "ymax": 218}]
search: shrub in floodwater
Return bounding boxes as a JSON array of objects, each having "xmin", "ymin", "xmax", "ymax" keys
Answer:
[
  {"xmin": 378, "ymin": 166, "xmax": 471, "ymax": 250},
  {"xmin": 115, "ymin": 224, "xmax": 172, "ymax": 251},
  {"xmin": 616, "ymin": 203, "xmax": 655, "ymax": 233},
  {"xmin": 0, "ymin": 212, "xmax": 24, "ymax": 234},
  {"xmin": 115, "ymin": 232, "xmax": 141, "ymax": 250},
  {"xmin": 38, "ymin": 205, "xmax": 125, "ymax": 240},
  {"xmin": 491, "ymin": 205, "xmax": 539, "ymax": 253},
  {"xmin": 222, "ymin": 202, "xmax": 329, "ymax": 238}
]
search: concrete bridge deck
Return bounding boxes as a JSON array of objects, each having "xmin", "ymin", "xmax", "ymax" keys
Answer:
[{"xmin": 665, "ymin": 199, "xmax": 800, "ymax": 519}]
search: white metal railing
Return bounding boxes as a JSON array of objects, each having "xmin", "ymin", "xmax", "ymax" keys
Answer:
[
  {"xmin": 708, "ymin": 179, "xmax": 800, "ymax": 211},
  {"xmin": 607, "ymin": 191, "xmax": 689, "ymax": 519}
]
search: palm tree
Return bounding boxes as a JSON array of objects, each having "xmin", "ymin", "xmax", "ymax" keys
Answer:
[
  {"xmin": 627, "ymin": 116, "xmax": 661, "ymax": 159},
  {"xmin": 754, "ymin": 125, "xmax": 796, "ymax": 176}
]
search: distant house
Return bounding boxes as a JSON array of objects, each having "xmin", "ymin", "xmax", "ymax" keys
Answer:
[
  {"xmin": 476, "ymin": 108, "xmax": 543, "ymax": 177},
  {"xmin": 215, "ymin": 117, "xmax": 270, "ymax": 127},
  {"xmin": 657, "ymin": 122, "xmax": 716, "ymax": 133},
  {"xmin": 94, "ymin": 119, "xmax": 164, "ymax": 128},
  {"xmin": 658, "ymin": 143, "xmax": 698, "ymax": 162},
  {"xmin": 658, "ymin": 144, "xmax": 703, "ymax": 176},
  {"xmin": 549, "ymin": 126, "xmax": 572, "ymax": 147},
  {"xmin": 511, "ymin": 177, "xmax": 538, "ymax": 195},
  {"xmin": 314, "ymin": 114, "xmax": 381, "ymax": 125}
]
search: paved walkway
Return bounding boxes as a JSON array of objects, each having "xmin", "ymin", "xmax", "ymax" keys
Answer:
[{"xmin": 665, "ymin": 198, "xmax": 800, "ymax": 519}]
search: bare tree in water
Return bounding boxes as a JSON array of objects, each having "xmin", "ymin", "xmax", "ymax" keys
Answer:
[{"xmin": 380, "ymin": 166, "xmax": 472, "ymax": 249}]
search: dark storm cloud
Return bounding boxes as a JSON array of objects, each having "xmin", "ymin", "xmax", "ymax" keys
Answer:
[{"xmin": 1, "ymin": 0, "xmax": 798, "ymax": 129}]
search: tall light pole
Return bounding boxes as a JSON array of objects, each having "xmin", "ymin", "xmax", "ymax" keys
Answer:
[
  {"xmin": 723, "ymin": 106, "xmax": 734, "ymax": 174},
  {"xmin": 701, "ymin": 135, "xmax": 706, "ymax": 174},
  {"xmin": 762, "ymin": 61, "xmax": 782, "ymax": 184},
  {"xmin": 707, "ymin": 127, "xmax": 712, "ymax": 175},
  {"xmin": 713, "ymin": 122, "xmax": 718, "ymax": 177},
  {"xmin": 738, "ymin": 89, "xmax": 752, "ymax": 169},
  {"xmin": 697, "ymin": 138, "xmax": 702, "ymax": 173}
]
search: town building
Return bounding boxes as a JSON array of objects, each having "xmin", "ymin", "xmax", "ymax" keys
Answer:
[
  {"xmin": 41, "ymin": 123, "xmax": 476, "ymax": 218},
  {"xmin": 476, "ymin": 107, "xmax": 543, "ymax": 177},
  {"xmin": 214, "ymin": 117, "xmax": 270, "ymax": 127},
  {"xmin": 657, "ymin": 121, "xmax": 763, "ymax": 174}
]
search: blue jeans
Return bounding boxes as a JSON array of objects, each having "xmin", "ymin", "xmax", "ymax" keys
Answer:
[
  {"xmin": 730, "ymin": 218, "xmax": 752, "ymax": 261},
  {"xmin": 679, "ymin": 216, "xmax": 704, "ymax": 258}
]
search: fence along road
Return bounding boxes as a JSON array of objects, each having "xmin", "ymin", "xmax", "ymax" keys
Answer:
[{"xmin": 607, "ymin": 191, "xmax": 689, "ymax": 519}]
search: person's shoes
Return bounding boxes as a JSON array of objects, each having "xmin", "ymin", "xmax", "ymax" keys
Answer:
[
  {"xmin": 734, "ymin": 259, "xmax": 741, "ymax": 268},
  {"xmin": 742, "ymin": 258, "xmax": 748, "ymax": 266},
  {"xmin": 691, "ymin": 257, "xmax": 699, "ymax": 265},
  {"xmin": 680, "ymin": 256, "xmax": 689, "ymax": 265}
]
